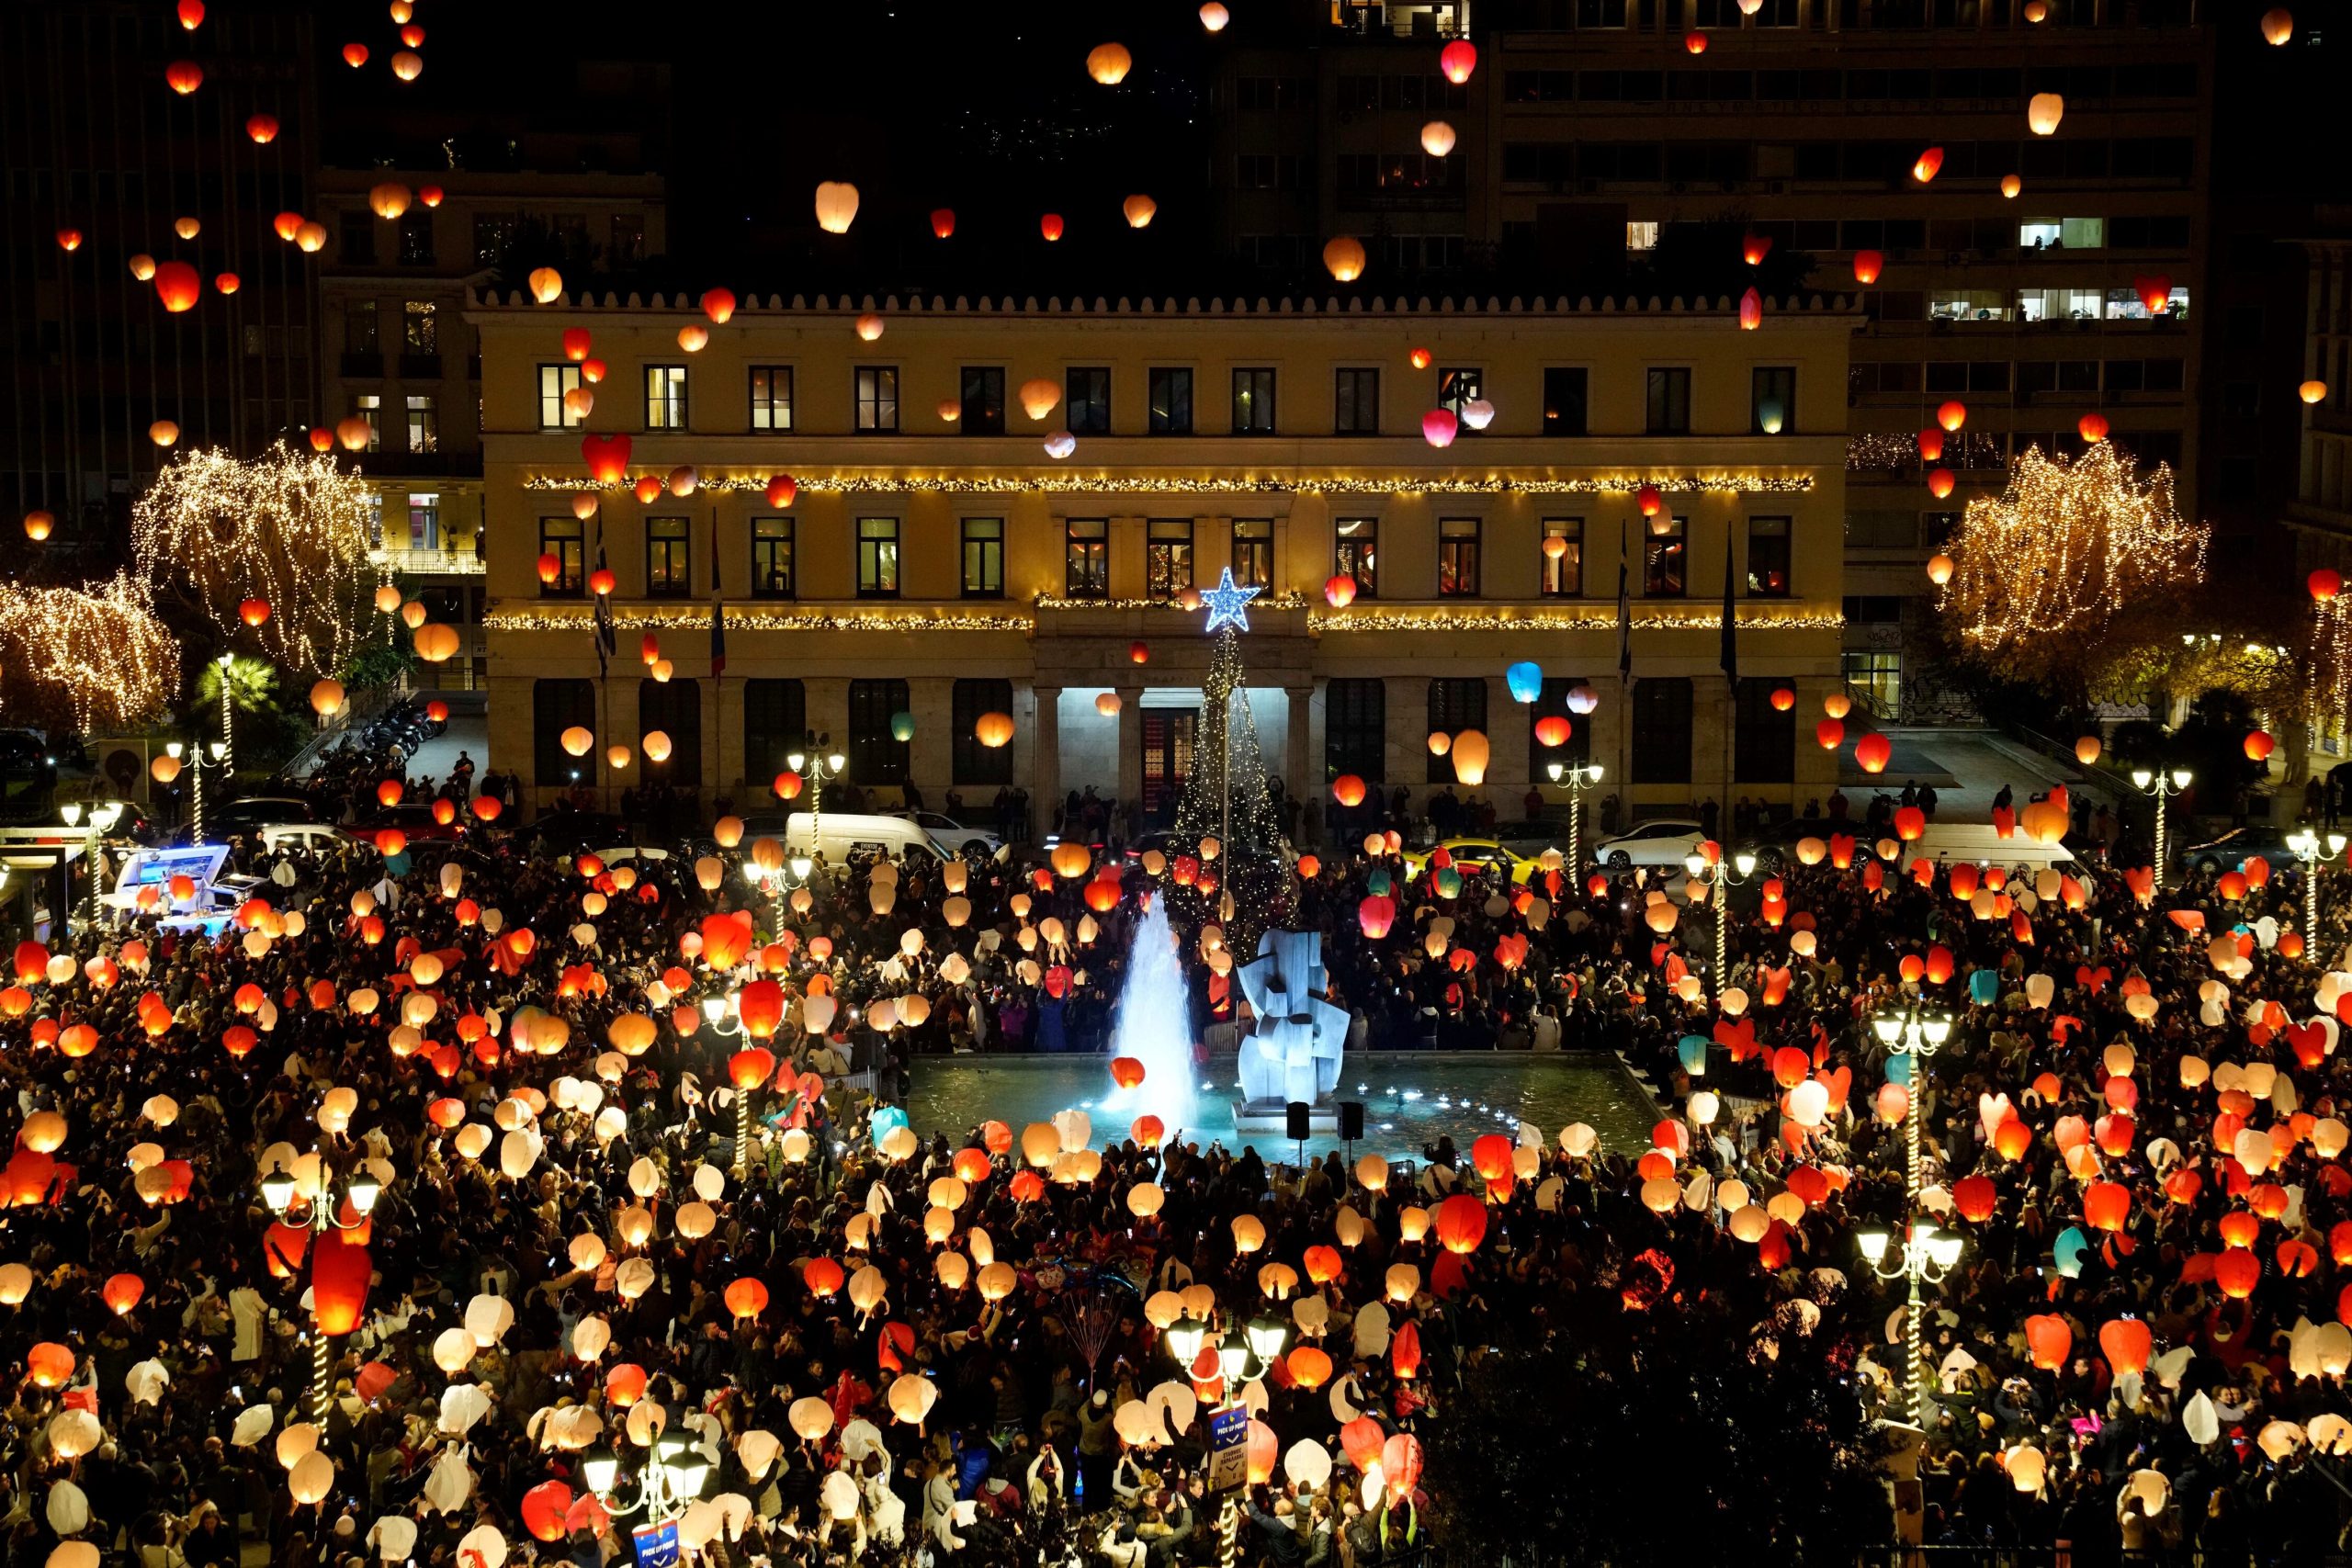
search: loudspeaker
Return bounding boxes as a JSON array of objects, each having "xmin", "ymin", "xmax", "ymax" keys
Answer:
[
  {"xmin": 1338, "ymin": 1101, "xmax": 1365, "ymax": 1141},
  {"xmin": 1286, "ymin": 1101, "xmax": 1311, "ymax": 1142}
]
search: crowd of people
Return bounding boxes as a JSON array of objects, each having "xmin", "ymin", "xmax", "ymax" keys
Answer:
[{"xmin": 4, "ymin": 742, "xmax": 2352, "ymax": 1568}]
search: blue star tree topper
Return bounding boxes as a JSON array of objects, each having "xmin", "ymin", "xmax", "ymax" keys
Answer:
[{"xmin": 1198, "ymin": 566, "xmax": 1263, "ymax": 634}]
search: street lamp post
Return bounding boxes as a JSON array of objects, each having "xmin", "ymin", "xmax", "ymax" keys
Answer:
[
  {"xmin": 1165, "ymin": 1311, "xmax": 1289, "ymax": 1567},
  {"xmin": 1683, "ymin": 847, "xmax": 1758, "ymax": 995},
  {"xmin": 786, "ymin": 732, "xmax": 848, "ymax": 845},
  {"xmin": 1548, "ymin": 761, "xmax": 1604, "ymax": 873},
  {"xmin": 259, "ymin": 1154, "xmax": 382, "ymax": 1427},
  {"xmin": 2129, "ymin": 766, "xmax": 2192, "ymax": 879},
  {"xmin": 581, "ymin": 1431, "xmax": 711, "ymax": 1529},
  {"xmin": 58, "ymin": 802, "xmax": 124, "ymax": 929},
  {"xmin": 1871, "ymin": 1003, "xmax": 1953, "ymax": 1200},
  {"xmin": 702, "ymin": 991, "xmax": 763, "ymax": 1178},
  {"xmin": 1860, "ymin": 1222, "xmax": 1964, "ymax": 1428},
  {"xmin": 2289, "ymin": 828, "xmax": 2349, "ymax": 946}
]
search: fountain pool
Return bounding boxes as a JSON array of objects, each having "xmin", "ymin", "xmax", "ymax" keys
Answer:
[{"xmin": 904, "ymin": 1054, "xmax": 1658, "ymax": 1163}]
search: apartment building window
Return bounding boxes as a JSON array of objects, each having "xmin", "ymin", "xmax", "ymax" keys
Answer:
[
  {"xmin": 405, "ymin": 493, "xmax": 441, "ymax": 551},
  {"xmin": 1233, "ymin": 520, "xmax": 1272, "ymax": 589},
  {"xmin": 953, "ymin": 680, "xmax": 1016, "ymax": 786},
  {"xmin": 1542, "ymin": 519, "xmax": 1584, "ymax": 596},
  {"xmin": 743, "ymin": 679, "xmax": 806, "ymax": 784},
  {"xmin": 610, "ymin": 214, "xmax": 645, "ymax": 266},
  {"xmin": 961, "ymin": 518, "xmax": 1003, "ymax": 598},
  {"xmin": 345, "ymin": 304, "xmax": 380, "ymax": 356},
  {"xmin": 352, "ymin": 395, "xmax": 383, "ymax": 452},
  {"xmin": 1735, "ymin": 678, "xmax": 1796, "ymax": 784},
  {"xmin": 471, "ymin": 213, "xmax": 516, "ymax": 265},
  {"xmin": 2018, "ymin": 218, "xmax": 2106, "ymax": 250},
  {"xmin": 397, "ymin": 210, "xmax": 434, "ymax": 265},
  {"xmin": 749, "ymin": 367, "xmax": 795, "ymax": 431},
  {"xmin": 1428, "ymin": 679, "xmax": 1487, "ymax": 784},
  {"xmin": 404, "ymin": 395, "xmax": 437, "ymax": 453},
  {"xmin": 1148, "ymin": 368, "xmax": 1193, "ymax": 434},
  {"xmin": 1645, "ymin": 517, "xmax": 1688, "ymax": 596},
  {"xmin": 534, "ymin": 679, "xmax": 598, "ymax": 786},
  {"xmin": 855, "ymin": 367, "xmax": 899, "ymax": 432},
  {"xmin": 1147, "ymin": 520, "xmax": 1194, "ymax": 600},
  {"xmin": 1543, "ymin": 368, "xmax": 1589, "ymax": 436},
  {"xmin": 1335, "ymin": 368, "xmax": 1379, "ymax": 434},
  {"xmin": 1632, "ymin": 678, "xmax": 1693, "ymax": 785},
  {"xmin": 1437, "ymin": 367, "xmax": 1483, "ymax": 423},
  {"xmin": 1232, "ymin": 368, "xmax": 1276, "ymax": 434},
  {"xmin": 1326, "ymin": 679, "xmax": 1385, "ymax": 790},
  {"xmin": 1843, "ymin": 651, "xmax": 1902, "ymax": 716},
  {"xmin": 1645, "ymin": 368, "xmax": 1691, "ymax": 434},
  {"xmin": 1067, "ymin": 367, "xmax": 1111, "ymax": 434},
  {"xmin": 848, "ymin": 679, "xmax": 910, "ymax": 784},
  {"xmin": 402, "ymin": 300, "xmax": 437, "ymax": 354},
  {"xmin": 961, "ymin": 367, "xmax": 1006, "ymax": 434},
  {"xmin": 646, "ymin": 517, "xmax": 691, "ymax": 597},
  {"xmin": 1335, "ymin": 518, "xmax": 1378, "ymax": 597},
  {"xmin": 645, "ymin": 365, "xmax": 688, "ymax": 429},
  {"xmin": 1747, "ymin": 517, "xmax": 1792, "ymax": 597},
  {"xmin": 538, "ymin": 365, "xmax": 583, "ymax": 429},
  {"xmin": 857, "ymin": 518, "xmax": 899, "ymax": 598},
  {"xmin": 537, "ymin": 517, "xmax": 584, "ymax": 596},
  {"xmin": 1531, "ymin": 678, "xmax": 1593, "ymax": 769},
  {"xmin": 339, "ymin": 211, "xmax": 376, "ymax": 265},
  {"xmin": 639, "ymin": 678, "xmax": 702, "ymax": 786},
  {"xmin": 1752, "ymin": 367, "xmax": 1796, "ymax": 435},
  {"xmin": 1066, "ymin": 520, "xmax": 1109, "ymax": 598},
  {"xmin": 1439, "ymin": 519, "xmax": 1481, "ymax": 597},
  {"xmin": 752, "ymin": 517, "xmax": 794, "ymax": 599}
]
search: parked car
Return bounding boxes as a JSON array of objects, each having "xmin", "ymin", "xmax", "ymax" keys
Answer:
[
  {"xmin": 888, "ymin": 809, "xmax": 1003, "ymax": 858},
  {"xmin": 1594, "ymin": 818, "xmax": 1708, "ymax": 870},
  {"xmin": 212, "ymin": 795, "xmax": 320, "ymax": 837},
  {"xmin": 1399, "ymin": 838, "xmax": 1543, "ymax": 886},
  {"xmin": 2175, "ymin": 824, "xmax": 2305, "ymax": 877},
  {"xmin": 339, "ymin": 802, "xmax": 465, "ymax": 843}
]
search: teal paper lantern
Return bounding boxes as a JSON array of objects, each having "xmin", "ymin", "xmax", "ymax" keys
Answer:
[
  {"xmin": 1433, "ymin": 866, "xmax": 1463, "ymax": 900},
  {"xmin": 2052, "ymin": 1225, "xmax": 2091, "ymax": 1279},
  {"xmin": 871, "ymin": 1104, "xmax": 911, "ymax": 1151},
  {"xmin": 890, "ymin": 711, "xmax": 916, "ymax": 742},
  {"xmin": 1505, "ymin": 660, "xmax": 1544, "ymax": 705},
  {"xmin": 1366, "ymin": 869, "xmax": 1392, "ymax": 897},
  {"xmin": 1677, "ymin": 1035, "xmax": 1709, "ymax": 1076}
]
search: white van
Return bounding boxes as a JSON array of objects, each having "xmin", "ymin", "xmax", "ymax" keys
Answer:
[
  {"xmin": 1910, "ymin": 823, "xmax": 2076, "ymax": 873},
  {"xmin": 780, "ymin": 811, "xmax": 943, "ymax": 864}
]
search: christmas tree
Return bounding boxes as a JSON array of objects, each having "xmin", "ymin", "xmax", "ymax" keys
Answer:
[{"xmin": 1167, "ymin": 570, "xmax": 1289, "ymax": 953}]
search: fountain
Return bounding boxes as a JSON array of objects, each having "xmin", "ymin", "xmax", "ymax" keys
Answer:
[{"xmin": 1102, "ymin": 895, "xmax": 1197, "ymax": 1134}]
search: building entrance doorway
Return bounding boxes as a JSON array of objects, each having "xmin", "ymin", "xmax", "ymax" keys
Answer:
[{"xmin": 1140, "ymin": 708, "xmax": 1197, "ymax": 827}]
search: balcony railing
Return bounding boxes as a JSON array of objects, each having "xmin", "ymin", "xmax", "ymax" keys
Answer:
[{"xmin": 371, "ymin": 545, "xmax": 483, "ymax": 576}]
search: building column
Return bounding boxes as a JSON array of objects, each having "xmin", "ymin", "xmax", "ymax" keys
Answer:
[
  {"xmin": 1284, "ymin": 684, "xmax": 1315, "ymax": 807},
  {"xmin": 1384, "ymin": 674, "xmax": 1424, "ymax": 814},
  {"xmin": 707, "ymin": 676, "xmax": 733, "ymax": 810},
  {"xmin": 1032, "ymin": 684, "xmax": 1062, "ymax": 840},
  {"xmin": 1489, "ymin": 676, "xmax": 1529, "ymax": 795},
  {"xmin": 1116, "ymin": 685, "xmax": 1145, "ymax": 813},
  {"xmin": 910, "ymin": 678, "xmax": 956, "ymax": 800}
]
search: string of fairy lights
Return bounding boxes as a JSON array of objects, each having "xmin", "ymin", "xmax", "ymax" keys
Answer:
[
  {"xmin": 0, "ymin": 575, "xmax": 180, "ymax": 734},
  {"xmin": 520, "ymin": 473, "xmax": 1816, "ymax": 497},
  {"xmin": 484, "ymin": 603, "xmax": 1841, "ymax": 635}
]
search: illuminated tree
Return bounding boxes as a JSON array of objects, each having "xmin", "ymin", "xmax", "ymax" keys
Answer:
[
  {"xmin": 0, "ymin": 575, "xmax": 179, "ymax": 733},
  {"xmin": 130, "ymin": 442, "xmax": 376, "ymax": 679},
  {"xmin": 1936, "ymin": 442, "xmax": 2209, "ymax": 698}
]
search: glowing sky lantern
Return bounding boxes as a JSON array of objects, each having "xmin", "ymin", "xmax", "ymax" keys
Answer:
[
  {"xmin": 1086, "ymin": 42, "xmax": 1132, "ymax": 84},
  {"xmin": 1123, "ymin": 194, "xmax": 1158, "ymax": 228},
  {"xmin": 1419, "ymin": 120, "xmax": 1456, "ymax": 157},
  {"xmin": 1439, "ymin": 39, "xmax": 1476, "ymax": 84},
  {"xmin": 1323, "ymin": 236, "xmax": 1366, "ymax": 282}
]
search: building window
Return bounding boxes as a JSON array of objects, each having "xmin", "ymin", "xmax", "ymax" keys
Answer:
[
  {"xmin": 752, "ymin": 516, "xmax": 794, "ymax": 599},
  {"xmin": 1530, "ymin": 678, "xmax": 1592, "ymax": 769},
  {"xmin": 960, "ymin": 367, "xmax": 1006, "ymax": 434},
  {"xmin": 958, "ymin": 518, "xmax": 1004, "ymax": 598},
  {"xmin": 1439, "ymin": 518, "xmax": 1481, "ymax": 597},
  {"xmin": 1232, "ymin": 368, "xmax": 1277, "ymax": 434},
  {"xmin": 645, "ymin": 365, "xmax": 688, "ymax": 430},
  {"xmin": 1145, "ymin": 520, "xmax": 1195, "ymax": 600},
  {"xmin": 1428, "ymin": 678, "xmax": 1487, "ymax": 784},
  {"xmin": 1751, "ymin": 367, "xmax": 1796, "ymax": 435},
  {"xmin": 1326, "ymin": 678, "xmax": 1385, "ymax": 789},
  {"xmin": 470, "ymin": 213, "xmax": 515, "ymax": 265},
  {"xmin": 533, "ymin": 679, "xmax": 598, "ymax": 787},
  {"xmin": 339, "ymin": 211, "xmax": 376, "ymax": 265},
  {"xmin": 848, "ymin": 679, "xmax": 910, "ymax": 784},
  {"xmin": 1437, "ymin": 367, "xmax": 1483, "ymax": 423},
  {"xmin": 1335, "ymin": 517, "xmax": 1378, "ymax": 597},
  {"xmin": 646, "ymin": 516, "xmax": 691, "ymax": 597},
  {"xmin": 854, "ymin": 367, "xmax": 899, "ymax": 433},
  {"xmin": 743, "ymin": 678, "xmax": 807, "ymax": 784},
  {"xmin": 1843, "ymin": 650, "xmax": 1902, "ymax": 716},
  {"xmin": 537, "ymin": 365, "xmax": 583, "ymax": 429},
  {"xmin": 405, "ymin": 493, "xmax": 441, "ymax": 551},
  {"xmin": 1747, "ymin": 517, "xmax": 1792, "ymax": 597},
  {"xmin": 1335, "ymin": 368, "xmax": 1380, "ymax": 434},
  {"xmin": 750, "ymin": 366, "xmax": 795, "ymax": 432},
  {"xmin": 953, "ymin": 679, "xmax": 1015, "ymax": 786},
  {"xmin": 1541, "ymin": 519, "xmax": 1584, "ymax": 596},
  {"xmin": 345, "ymin": 303, "xmax": 380, "ymax": 355},
  {"xmin": 1065, "ymin": 519, "xmax": 1109, "ymax": 598},
  {"xmin": 1543, "ymin": 367, "xmax": 1589, "ymax": 436},
  {"xmin": 402, "ymin": 300, "xmax": 437, "ymax": 353},
  {"xmin": 1735, "ymin": 678, "xmax": 1796, "ymax": 784},
  {"xmin": 397, "ymin": 210, "xmax": 434, "ymax": 265},
  {"xmin": 639, "ymin": 677, "xmax": 702, "ymax": 786},
  {"xmin": 1067, "ymin": 367, "xmax": 1111, "ymax": 434},
  {"xmin": 1148, "ymin": 367, "xmax": 1193, "ymax": 434},
  {"xmin": 1233, "ymin": 519, "xmax": 1272, "ymax": 588},
  {"xmin": 353, "ymin": 394, "xmax": 383, "ymax": 451},
  {"xmin": 1644, "ymin": 516, "xmax": 1688, "ymax": 597},
  {"xmin": 857, "ymin": 518, "xmax": 899, "ymax": 598},
  {"xmin": 538, "ymin": 518, "xmax": 583, "ymax": 596},
  {"xmin": 1645, "ymin": 367, "xmax": 1691, "ymax": 434},
  {"xmin": 404, "ymin": 395, "xmax": 437, "ymax": 453},
  {"xmin": 610, "ymin": 214, "xmax": 645, "ymax": 266},
  {"xmin": 1632, "ymin": 678, "xmax": 1693, "ymax": 784}
]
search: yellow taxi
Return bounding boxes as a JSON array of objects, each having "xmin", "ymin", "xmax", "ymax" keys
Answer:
[{"xmin": 1398, "ymin": 838, "xmax": 1548, "ymax": 886}]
